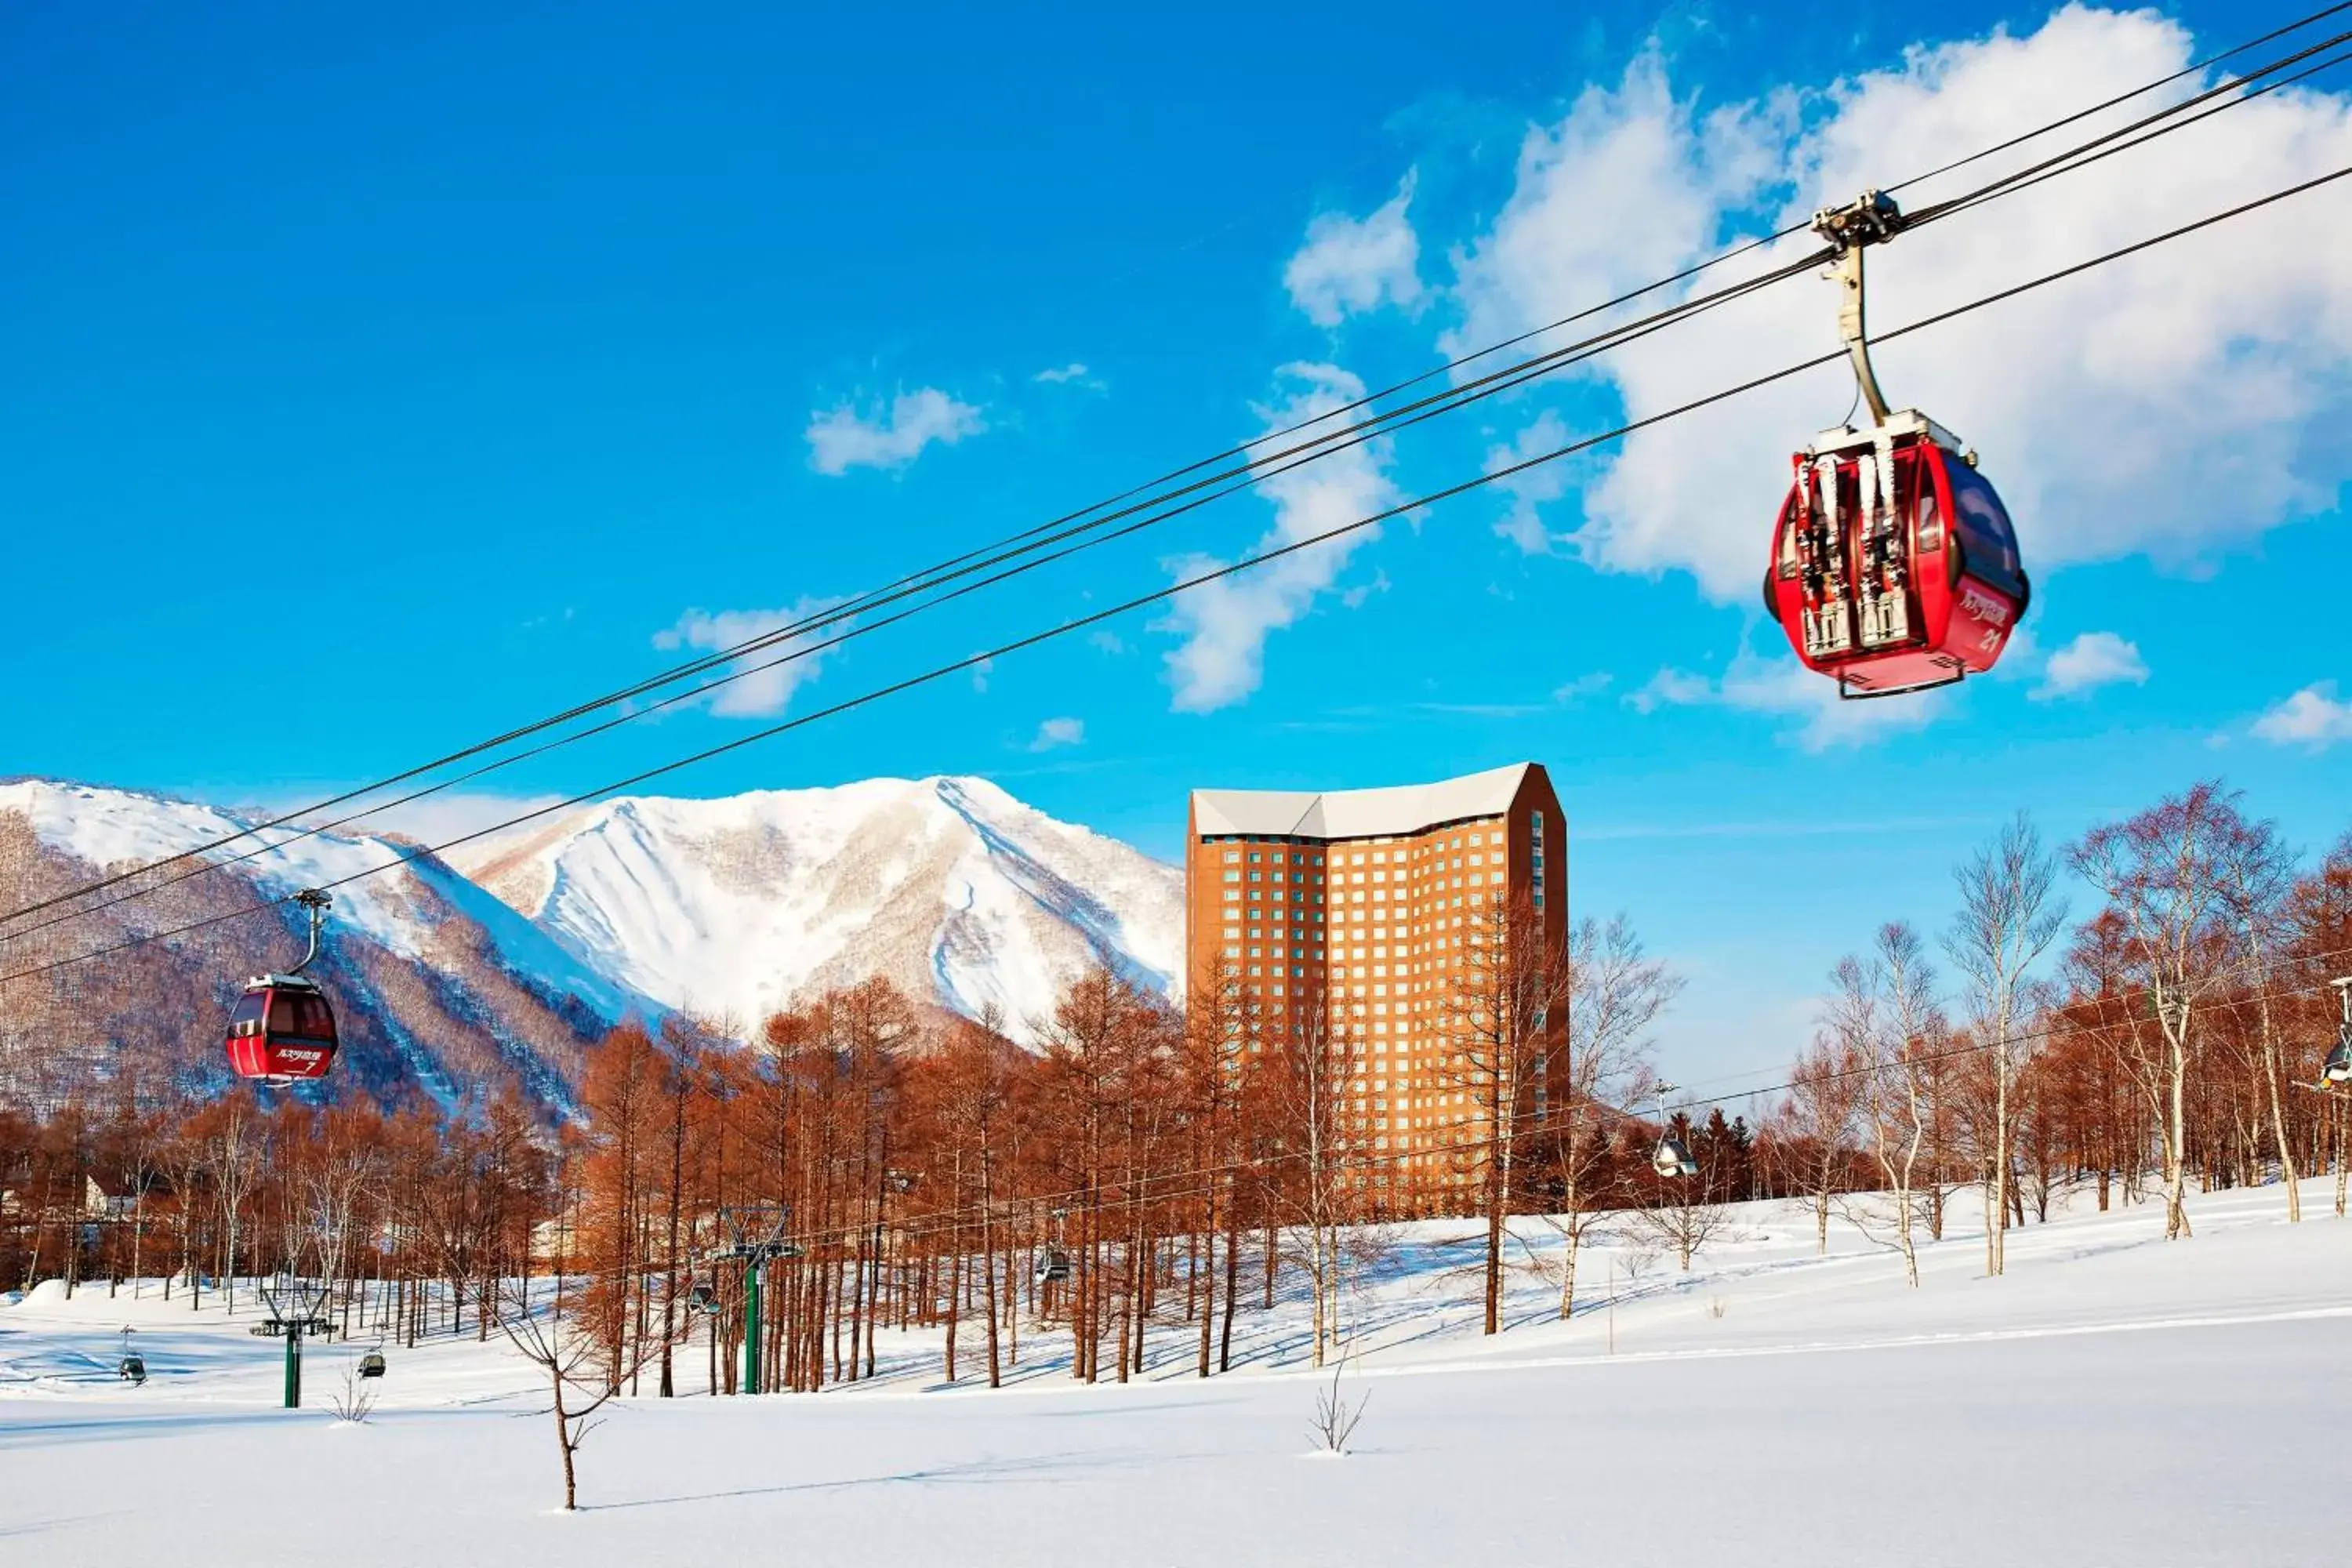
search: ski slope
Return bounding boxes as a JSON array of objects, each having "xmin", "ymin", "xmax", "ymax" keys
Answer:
[{"xmin": 5, "ymin": 1181, "xmax": 2348, "ymax": 1566}]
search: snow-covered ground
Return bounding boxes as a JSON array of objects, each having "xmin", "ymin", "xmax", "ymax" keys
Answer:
[{"xmin": 6, "ymin": 1181, "xmax": 2348, "ymax": 1565}]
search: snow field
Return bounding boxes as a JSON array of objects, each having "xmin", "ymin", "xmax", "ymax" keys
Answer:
[{"xmin": 5, "ymin": 1179, "xmax": 2349, "ymax": 1565}]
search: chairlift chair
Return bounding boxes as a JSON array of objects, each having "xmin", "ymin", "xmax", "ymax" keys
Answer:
[
  {"xmin": 688, "ymin": 1283, "xmax": 720, "ymax": 1316},
  {"xmin": 1650, "ymin": 1080, "xmax": 1699, "ymax": 1180},
  {"xmin": 357, "ymin": 1352, "xmax": 387, "ymax": 1379},
  {"xmin": 118, "ymin": 1355, "xmax": 147, "ymax": 1385},
  {"xmin": 1652, "ymin": 1138, "xmax": 1700, "ymax": 1181},
  {"xmin": 1034, "ymin": 1244, "xmax": 1071, "ymax": 1286},
  {"xmin": 2324, "ymin": 979, "xmax": 2352, "ymax": 1089}
]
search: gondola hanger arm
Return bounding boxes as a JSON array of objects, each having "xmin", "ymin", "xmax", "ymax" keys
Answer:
[
  {"xmin": 291, "ymin": 888, "xmax": 332, "ymax": 975},
  {"xmin": 1812, "ymin": 191, "xmax": 1910, "ymax": 427}
]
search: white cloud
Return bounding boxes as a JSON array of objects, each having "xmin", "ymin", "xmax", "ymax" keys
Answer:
[
  {"xmin": 1034, "ymin": 363, "xmax": 1094, "ymax": 385},
  {"xmin": 1618, "ymin": 652, "xmax": 1944, "ymax": 749},
  {"xmin": 1160, "ymin": 363, "xmax": 1404, "ymax": 712},
  {"xmin": 1087, "ymin": 630, "xmax": 1129, "ymax": 655},
  {"xmin": 1552, "ymin": 671, "xmax": 1614, "ymax": 702},
  {"xmin": 266, "ymin": 789, "xmax": 569, "ymax": 849},
  {"xmin": 2252, "ymin": 681, "xmax": 2352, "ymax": 747},
  {"xmin": 1716, "ymin": 653, "xmax": 1944, "ymax": 750},
  {"xmin": 1285, "ymin": 175, "xmax": 1425, "ymax": 327},
  {"xmin": 1451, "ymin": 9, "xmax": 2352, "ymax": 600},
  {"xmin": 2031, "ymin": 630, "xmax": 2149, "ymax": 699},
  {"xmin": 1623, "ymin": 666, "xmax": 1714, "ymax": 713},
  {"xmin": 1486, "ymin": 410, "xmax": 1576, "ymax": 554},
  {"xmin": 1027, "ymin": 716, "xmax": 1086, "ymax": 751},
  {"xmin": 652, "ymin": 597, "xmax": 848, "ymax": 717},
  {"xmin": 805, "ymin": 388, "xmax": 984, "ymax": 474}
]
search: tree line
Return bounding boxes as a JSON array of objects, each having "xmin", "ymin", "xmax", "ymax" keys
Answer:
[{"xmin": 3, "ymin": 778, "xmax": 2346, "ymax": 1393}]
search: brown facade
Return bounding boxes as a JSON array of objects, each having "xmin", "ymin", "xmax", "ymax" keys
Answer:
[{"xmin": 1184, "ymin": 764, "xmax": 1566, "ymax": 1207}]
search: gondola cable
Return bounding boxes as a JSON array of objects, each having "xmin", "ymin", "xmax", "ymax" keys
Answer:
[
  {"xmin": 9, "ymin": 2, "xmax": 2347, "ymax": 934},
  {"xmin": 5, "ymin": 154, "xmax": 2348, "ymax": 993},
  {"xmin": 12, "ymin": 39, "xmax": 2345, "ymax": 947}
]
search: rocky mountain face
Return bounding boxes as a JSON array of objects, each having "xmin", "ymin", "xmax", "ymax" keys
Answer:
[
  {"xmin": 448, "ymin": 775, "xmax": 1183, "ymax": 1049},
  {"xmin": 0, "ymin": 780, "xmax": 648, "ymax": 1113},
  {"xmin": 0, "ymin": 774, "xmax": 1182, "ymax": 1109}
]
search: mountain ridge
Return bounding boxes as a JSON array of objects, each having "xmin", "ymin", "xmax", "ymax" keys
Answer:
[
  {"xmin": 447, "ymin": 773, "xmax": 1184, "ymax": 1047},
  {"xmin": 0, "ymin": 772, "xmax": 1184, "ymax": 1106}
]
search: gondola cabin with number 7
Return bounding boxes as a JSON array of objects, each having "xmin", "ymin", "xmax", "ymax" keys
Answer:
[
  {"xmin": 223, "ymin": 975, "xmax": 339, "ymax": 1082},
  {"xmin": 221, "ymin": 889, "xmax": 341, "ymax": 1085},
  {"xmin": 1762, "ymin": 191, "xmax": 2030, "ymax": 699}
]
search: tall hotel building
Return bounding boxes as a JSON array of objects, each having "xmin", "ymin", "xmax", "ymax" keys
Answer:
[{"xmin": 1184, "ymin": 763, "xmax": 1565, "ymax": 1200}]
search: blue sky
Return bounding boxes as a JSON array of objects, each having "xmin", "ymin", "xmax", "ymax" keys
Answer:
[{"xmin": 5, "ymin": 1, "xmax": 2348, "ymax": 1086}]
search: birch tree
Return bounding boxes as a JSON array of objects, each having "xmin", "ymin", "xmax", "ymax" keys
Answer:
[
  {"xmin": 1546, "ymin": 916, "xmax": 1676, "ymax": 1315},
  {"xmin": 1435, "ymin": 891, "xmax": 1569, "ymax": 1335},
  {"xmin": 1828, "ymin": 924, "xmax": 1944, "ymax": 1286},
  {"xmin": 1944, "ymin": 811, "xmax": 2066, "ymax": 1276},
  {"xmin": 2070, "ymin": 783, "xmax": 2251, "ymax": 1240}
]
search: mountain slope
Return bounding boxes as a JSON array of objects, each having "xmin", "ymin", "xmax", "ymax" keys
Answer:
[
  {"xmin": 450, "ymin": 775, "xmax": 1183, "ymax": 1045},
  {"xmin": 0, "ymin": 779, "xmax": 654, "ymax": 1110}
]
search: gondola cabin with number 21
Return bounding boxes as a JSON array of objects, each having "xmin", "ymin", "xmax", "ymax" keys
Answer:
[
  {"xmin": 1762, "ymin": 190, "xmax": 2031, "ymax": 699},
  {"xmin": 1764, "ymin": 413, "xmax": 2029, "ymax": 697}
]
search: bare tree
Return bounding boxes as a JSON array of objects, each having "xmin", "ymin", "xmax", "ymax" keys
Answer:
[
  {"xmin": 1632, "ymin": 1104, "xmax": 1732, "ymax": 1271},
  {"xmin": 1307, "ymin": 1356, "xmax": 1370, "ymax": 1454},
  {"xmin": 1828, "ymin": 925, "xmax": 1944, "ymax": 1286},
  {"xmin": 1268, "ymin": 990, "xmax": 1375, "ymax": 1367},
  {"xmin": 496, "ymin": 1278, "xmax": 663, "ymax": 1512},
  {"xmin": 1945, "ymin": 811, "xmax": 2067, "ymax": 1276},
  {"xmin": 1780, "ymin": 1036, "xmax": 1866, "ymax": 1256},
  {"xmin": 2214, "ymin": 811, "xmax": 2302, "ymax": 1221},
  {"xmin": 1434, "ymin": 892, "xmax": 1569, "ymax": 1335},
  {"xmin": 1545, "ymin": 916, "xmax": 1676, "ymax": 1316},
  {"xmin": 2070, "ymin": 783, "xmax": 2254, "ymax": 1240},
  {"xmin": 494, "ymin": 1152, "xmax": 669, "ymax": 1514}
]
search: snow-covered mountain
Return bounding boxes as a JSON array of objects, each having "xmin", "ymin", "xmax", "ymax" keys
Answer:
[
  {"xmin": 0, "ymin": 779, "xmax": 653, "ymax": 1111},
  {"xmin": 448, "ymin": 775, "xmax": 1184, "ymax": 1046}
]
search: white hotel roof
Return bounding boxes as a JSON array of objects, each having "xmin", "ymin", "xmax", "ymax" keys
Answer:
[{"xmin": 1191, "ymin": 763, "xmax": 1534, "ymax": 840}]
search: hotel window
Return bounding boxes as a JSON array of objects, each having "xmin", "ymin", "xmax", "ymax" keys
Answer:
[
  {"xmin": 1223, "ymin": 851, "xmax": 1240, "ymax": 863},
  {"xmin": 1222, "ymin": 927, "xmax": 1240, "ymax": 939}
]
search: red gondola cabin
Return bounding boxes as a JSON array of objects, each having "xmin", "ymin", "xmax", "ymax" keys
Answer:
[
  {"xmin": 223, "ymin": 975, "xmax": 339, "ymax": 1082},
  {"xmin": 1764, "ymin": 412, "xmax": 2029, "ymax": 698}
]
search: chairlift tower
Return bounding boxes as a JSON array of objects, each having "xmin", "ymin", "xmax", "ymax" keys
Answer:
[
  {"xmin": 254, "ymin": 1275, "xmax": 334, "ymax": 1408},
  {"xmin": 706, "ymin": 1205, "xmax": 800, "ymax": 1395}
]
